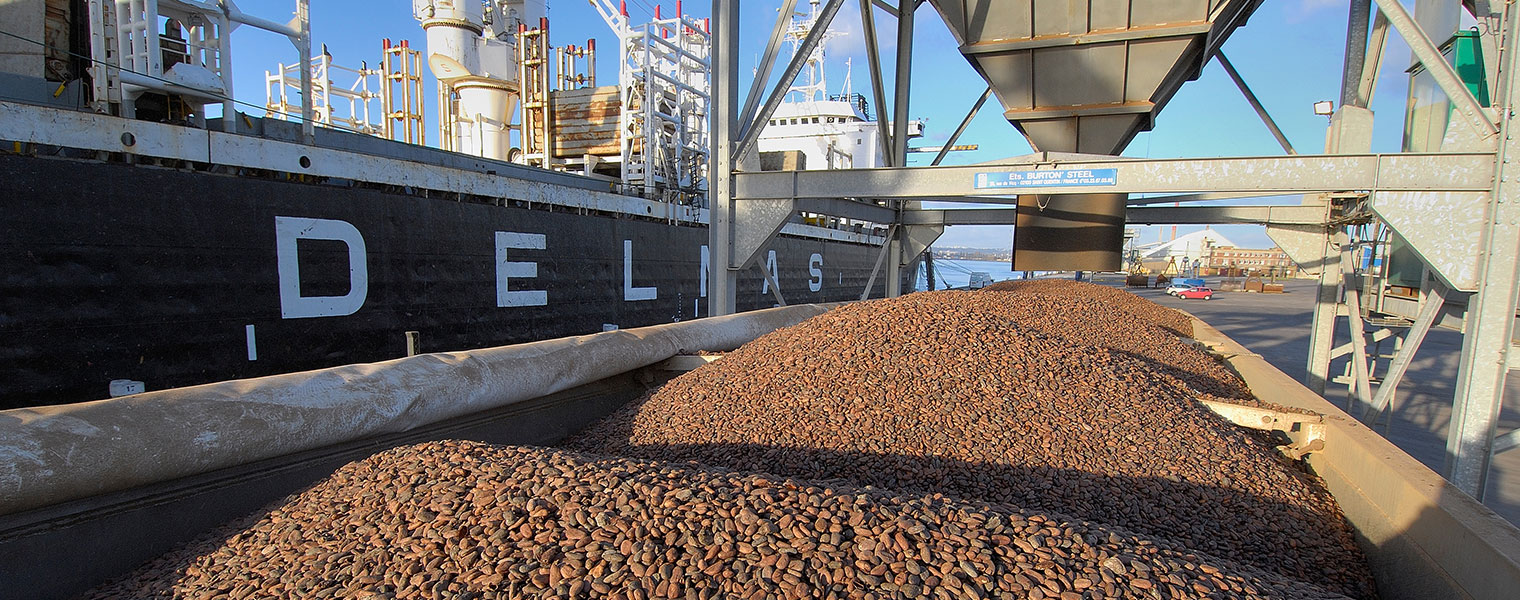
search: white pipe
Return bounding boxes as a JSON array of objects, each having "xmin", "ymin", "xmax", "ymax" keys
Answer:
[
  {"xmin": 217, "ymin": 13, "xmax": 236, "ymax": 132},
  {"xmin": 119, "ymin": 70, "xmax": 222, "ymax": 98},
  {"xmin": 218, "ymin": 1, "xmax": 304, "ymax": 40},
  {"xmin": 418, "ymin": 0, "xmax": 492, "ymax": 85},
  {"xmin": 424, "ymin": 0, "xmax": 484, "ymax": 23},
  {"xmin": 455, "ymin": 80, "xmax": 513, "ymax": 159},
  {"xmin": 296, "ymin": 0, "xmax": 313, "ymax": 141}
]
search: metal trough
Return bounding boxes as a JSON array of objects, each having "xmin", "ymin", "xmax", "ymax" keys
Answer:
[
  {"xmin": 2, "ymin": 302, "xmax": 1518, "ymax": 600},
  {"xmin": 1190, "ymin": 316, "xmax": 1520, "ymax": 600}
]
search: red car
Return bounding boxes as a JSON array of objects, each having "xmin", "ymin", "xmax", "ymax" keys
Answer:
[{"xmin": 1177, "ymin": 286, "xmax": 1214, "ymax": 300}]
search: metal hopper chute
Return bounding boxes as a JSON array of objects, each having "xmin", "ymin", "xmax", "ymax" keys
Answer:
[
  {"xmin": 927, "ymin": 0, "xmax": 1263, "ymax": 155},
  {"xmin": 926, "ymin": 0, "xmax": 1263, "ymax": 271}
]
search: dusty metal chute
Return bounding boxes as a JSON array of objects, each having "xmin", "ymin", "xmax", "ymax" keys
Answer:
[
  {"xmin": 926, "ymin": 0, "xmax": 1262, "ymax": 155},
  {"xmin": 922, "ymin": 0, "xmax": 1265, "ymax": 271}
]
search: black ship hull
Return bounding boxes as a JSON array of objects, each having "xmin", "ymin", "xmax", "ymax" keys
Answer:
[{"xmin": 0, "ymin": 153, "xmax": 885, "ymax": 407}]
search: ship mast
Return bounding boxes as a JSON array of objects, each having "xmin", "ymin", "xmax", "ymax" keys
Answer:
[{"xmin": 783, "ymin": 0, "xmax": 838, "ymax": 104}]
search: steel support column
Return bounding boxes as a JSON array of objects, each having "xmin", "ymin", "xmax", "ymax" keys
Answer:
[
  {"xmin": 885, "ymin": 232, "xmax": 905, "ymax": 297},
  {"xmin": 1363, "ymin": 286, "xmax": 1446, "ymax": 422},
  {"xmin": 1447, "ymin": 5, "xmax": 1520, "ymax": 500},
  {"xmin": 1306, "ymin": 228, "xmax": 1343, "ymax": 394},
  {"xmin": 733, "ymin": 0, "xmax": 846, "ymax": 160},
  {"xmin": 1304, "ymin": 9, "xmax": 1387, "ymax": 394},
  {"xmin": 1356, "ymin": 10, "xmax": 1390, "ymax": 107},
  {"xmin": 1341, "ymin": 0, "xmax": 1373, "ymax": 108},
  {"xmin": 1496, "ymin": 428, "xmax": 1520, "ymax": 455},
  {"xmin": 885, "ymin": 1, "xmax": 916, "ymax": 296},
  {"xmin": 708, "ymin": 0, "xmax": 740, "ymax": 316},
  {"xmin": 895, "ymin": 223, "xmax": 942, "ymax": 293},
  {"xmin": 1470, "ymin": 1, "xmax": 1504, "ymax": 103},
  {"xmin": 861, "ymin": 225, "xmax": 898, "ymax": 300},
  {"xmin": 757, "ymin": 262, "xmax": 787, "ymax": 306},
  {"xmin": 890, "ymin": 0, "xmax": 915, "ymax": 164},
  {"xmin": 1342, "ymin": 245, "xmax": 1375, "ymax": 411},
  {"xmin": 859, "ymin": 0, "xmax": 893, "ymax": 166}
]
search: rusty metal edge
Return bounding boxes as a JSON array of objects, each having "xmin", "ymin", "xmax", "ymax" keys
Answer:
[{"xmin": 1186, "ymin": 314, "xmax": 1520, "ymax": 600}]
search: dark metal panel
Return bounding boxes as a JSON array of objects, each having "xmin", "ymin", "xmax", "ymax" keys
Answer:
[
  {"xmin": 1124, "ymin": 37, "xmax": 1199, "ymax": 102},
  {"xmin": 934, "ymin": 0, "xmax": 968, "ymax": 38},
  {"xmin": 972, "ymin": 51, "xmax": 1033, "ymax": 110},
  {"xmin": 1032, "ymin": 0, "xmax": 1074, "ymax": 37},
  {"xmin": 0, "ymin": 154, "xmax": 883, "ymax": 407},
  {"xmin": 1129, "ymin": 0, "xmax": 1208, "ymax": 24},
  {"xmin": 1012, "ymin": 193, "xmax": 1125, "ymax": 271},
  {"xmin": 1089, "ymin": 0, "xmax": 1132, "ymax": 31},
  {"xmin": 1078, "ymin": 113, "xmax": 1147, "ymax": 154},
  {"xmin": 963, "ymin": 0, "xmax": 1033, "ymax": 43},
  {"xmin": 1033, "ymin": 44, "xmax": 1127, "ymax": 107}
]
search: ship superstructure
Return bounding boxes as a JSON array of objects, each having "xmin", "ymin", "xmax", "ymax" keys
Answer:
[{"xmin": 754, "ymin": 0, "xmax": 920, "ymax": 170}]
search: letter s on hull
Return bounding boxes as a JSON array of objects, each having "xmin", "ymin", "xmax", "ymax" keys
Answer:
[
  {"xmin": 809, "ymin": 253, "xmax": 824, "ymax": 292},
  {"xmin": 275, "ymin": 216, "xmax": 369, "ymax": 319}
]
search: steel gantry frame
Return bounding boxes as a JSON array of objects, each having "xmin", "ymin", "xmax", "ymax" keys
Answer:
[
  {"xmin": 711, "ymin": 0, "xmax": 937, "ymax": 315},
  {"xmin": 708, "ymin": 0, "xmax": 1520, "ymax": 501}
]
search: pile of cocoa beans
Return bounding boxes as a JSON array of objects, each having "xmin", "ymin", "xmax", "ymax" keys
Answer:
[
  {"xmin": 983, "ymin": 280, "xmax": 1194, "ymax": 337},
  {"xmin": 85, "ymin": 284, "xmax": 1377, "ymax": 599},
  {"xmin": 568, "ymin": 289, "xmax": 1374, "ymax": 598},
  {"xmin": 86, "ymin": 441, "xmax": 1353, "ymax": 600}
]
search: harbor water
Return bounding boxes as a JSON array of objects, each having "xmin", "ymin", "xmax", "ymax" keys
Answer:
[{"xmin": 919, "ymin": 258, "xmax": 1023, "ymax": 290}]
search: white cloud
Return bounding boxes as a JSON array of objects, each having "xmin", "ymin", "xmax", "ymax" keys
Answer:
[
  {"xmin": 1286, "ymin": 0, "xmax": 1343, "ymax": 24},
  {"xmin": 822, "ymin": 2, "xmax": 899, "ymax": 59},
  {"xmin": 826, "ymin": 2, "xmax": 866, "ymax": 56}
]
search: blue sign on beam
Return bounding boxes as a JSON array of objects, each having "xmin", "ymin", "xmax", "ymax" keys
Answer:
[{"xmin": 973, "ymin": 168, "xmax": 1119, "ymax": 189}]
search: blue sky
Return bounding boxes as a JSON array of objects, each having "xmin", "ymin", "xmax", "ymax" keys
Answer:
[{"xmin": 227, "ymin": 0, "xmax": 1426, "ymax": 250}]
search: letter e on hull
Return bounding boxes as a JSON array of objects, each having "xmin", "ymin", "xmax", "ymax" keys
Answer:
[{"xmin": 497, "ymin": 232, "xmax": 548, "ymax": 307}]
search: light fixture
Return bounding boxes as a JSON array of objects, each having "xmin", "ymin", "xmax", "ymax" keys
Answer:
[{"xmin": 1313, "ymin": 100, "xmax": 1335, "ymax": 116}]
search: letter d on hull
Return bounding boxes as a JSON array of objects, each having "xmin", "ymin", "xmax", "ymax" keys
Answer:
[{"xmin": 276, "ymin": 216, "xmax": 369, "ymax": 319}]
